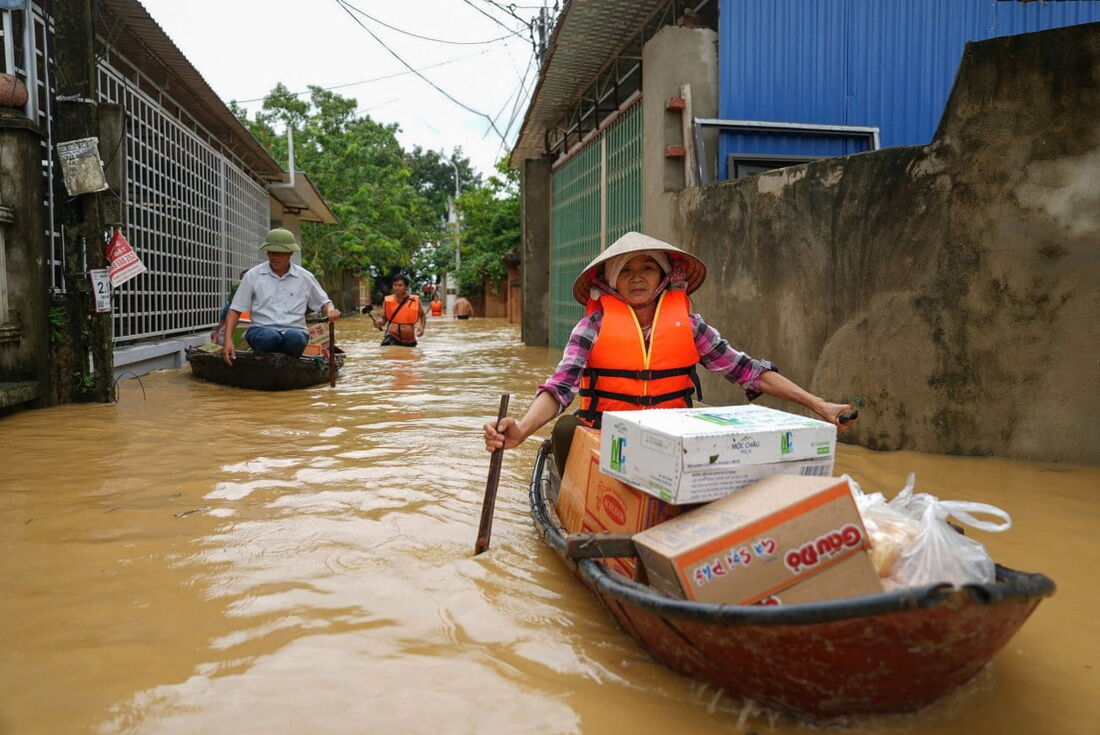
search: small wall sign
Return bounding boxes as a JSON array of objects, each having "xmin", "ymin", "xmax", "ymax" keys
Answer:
[
  {"xmin": 106, "ymin": 229, "xmax": 146, "ymax": 287},
  {"xmin": 56, "ymin": 137, "xmax": 109, "ymax": 196},
  {"xmin": 89, "ymin": 268, "xmax": 112, "ymax": 313}
]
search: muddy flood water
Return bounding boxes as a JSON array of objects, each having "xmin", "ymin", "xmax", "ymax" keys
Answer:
[{"xmin": 1, "ymin": 316, "xmax": 1096, "ymax": 734}]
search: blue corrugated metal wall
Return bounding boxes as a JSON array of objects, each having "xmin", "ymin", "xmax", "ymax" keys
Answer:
[{"xmin": 717, "ymin": 0, "xmax": 1100, "ymax": 177}]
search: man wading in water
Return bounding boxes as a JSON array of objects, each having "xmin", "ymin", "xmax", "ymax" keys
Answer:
[
  {"xmin": 371, "ymin": 274, "xmax": 426, "ymax": 347},
  {"xmin": 453, "ymin": 294, "xmax": 474, "ymax": 320}
]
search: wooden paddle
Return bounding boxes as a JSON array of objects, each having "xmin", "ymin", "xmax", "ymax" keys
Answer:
[
  {"xmin": 475, "ymin": 393, "xmax": 511, "ymax": 555},
  {"xmin": 328, "ymin": 321, "xmax": 336, "ymax": 388}
]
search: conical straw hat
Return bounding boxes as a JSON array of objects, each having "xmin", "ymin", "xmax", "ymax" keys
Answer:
[{"xmin": 572, "ymin": 231, "xmax": 707, "ymax": 304}]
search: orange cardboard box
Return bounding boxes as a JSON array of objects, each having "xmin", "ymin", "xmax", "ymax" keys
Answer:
[
  {"xmin": 752, "ymin": 551, "xmax": 882, "ymax": 606},
  {"xmin": 307, "ymin": 321, "xmax": 331, "ymax": 346},
  {"xmin": 632, "ymin": 474, "xmax": 880, "ymax": 605},
  {"xmin": 556, "ymin": 427, "xmax": 680, "ymax": 578}
]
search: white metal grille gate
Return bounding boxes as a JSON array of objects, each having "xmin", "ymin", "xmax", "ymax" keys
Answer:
[
  {"xmin": 97, "ymin": 60, "xmax": 268, "ymax": 343},
  {"xmin": 3, "ymin": 4, "xmax": 270, "ymax": 342}
]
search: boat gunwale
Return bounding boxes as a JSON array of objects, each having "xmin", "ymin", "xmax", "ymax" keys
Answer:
[
  {"xmin": 528, "ymin": 439, "xmax": 1055, "ymax": 627},
  {"xmin": 185, "ymin": 346, "xmax": 345, "ymax": 390}
]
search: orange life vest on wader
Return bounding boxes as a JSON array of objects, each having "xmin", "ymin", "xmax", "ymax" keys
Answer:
[
  {"xmin": 383, "ymin": 294, "xmax": 421, "ymax": 343},
  {"xmin": 576, "ymin": 290, "xmax": 700, "ymax": 428},
  {"xmin": 384, "ymin": 294, "xmax": 420, "ymax": 323},
  {"xmin": 430, "ymin": 300, "xmax": 443, "ymax": 316}
]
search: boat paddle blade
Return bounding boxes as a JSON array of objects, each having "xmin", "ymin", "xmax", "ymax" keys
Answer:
[{"xmin": 475, "ymin": 393, "xmax": 511, "ymax": 555}]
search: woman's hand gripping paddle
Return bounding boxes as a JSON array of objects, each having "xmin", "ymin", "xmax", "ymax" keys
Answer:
[{"xmin": 475, "ymin": 394, "xmax": 511, "ymax": 555}]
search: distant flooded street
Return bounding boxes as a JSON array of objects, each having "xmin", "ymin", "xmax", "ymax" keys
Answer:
[{"xmin": 1, "ymin": 316, "xmax": 1096, "ymax": 734}]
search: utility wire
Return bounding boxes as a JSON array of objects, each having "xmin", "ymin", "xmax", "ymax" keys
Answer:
[
  {"xmin": 458, "ymin": 0, "xmax": 529, "ymax": 40},
  {"xmin": 501, "ymin": 55, "xmax": 536, "ymax": 133},
  {"xmin": 487, "ymin": 48, "xmax": 534, "ymax": 139},
  {"xmin": 477, "ymin": 0, "xmax": 530, "ymax": 25},
  {"xmin": 353, "ymin": 97, "xmax": 401, "ymax": 116},
  {"xmin": 340, "ymin": 3, "xmax": 514, "ymax": 45},
  {"xmin": 495, "ymin": 55, "xmax": 536, "ymax": 159},
  {"xmin": 232, "ymin": 50, "xmax": 491, "ymax": 103},
  {"xmin": 335, "ymin": 0, "xmax": 508, "ymax": 144}
]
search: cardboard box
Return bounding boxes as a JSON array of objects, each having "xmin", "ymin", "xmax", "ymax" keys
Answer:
[
  {"xmin": 308, "ymin": 322, "xmax": 331, "ymax": 346},
  {"xmin": 632, "ymin": 475, "xmax": 878, "ymax": 605},
  {"xmin": 600, "ymin": 405, "xmax": 837, "ymax": 504},
  {"xmin": 753, "ymin": 551, "xmax": 882, "ymax": 606},
  {"xmin": 556, "ymin": 427, "xmax": 681, "ymax": 578}
]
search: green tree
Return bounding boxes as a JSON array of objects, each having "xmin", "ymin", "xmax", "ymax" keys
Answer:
[
  {"xmin": 405, "ymin": 146, "xmax": 480, "ymax": 224},
  {"xmin": 453, "ymin": 159, "xmax": 520, "ymax": 296},
  {"xmin": 232, "ymin": 85, "xmax": 436, "ymax": 298}
]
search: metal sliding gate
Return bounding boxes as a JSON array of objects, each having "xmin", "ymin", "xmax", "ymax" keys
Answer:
[
  {"xmin": 549, "ymin": 102, "xmax": 642, "ymax": 347},
  {"xmin": 98, "ymin": 61, "xmax": 269, "ymax": 344}
]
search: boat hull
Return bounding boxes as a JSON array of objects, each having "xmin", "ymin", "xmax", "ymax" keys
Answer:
[
  {"xmin": 528, "ymin": 439, "xmax": 1053, "ymax": 721},
  {"xmin": 186, "ymin": 348, "xmax": 344, "ymax": 391}
]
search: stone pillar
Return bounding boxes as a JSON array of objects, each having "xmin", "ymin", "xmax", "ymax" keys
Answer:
[
  {"xmin": 0, "ymin": 110, "xmax": 49, "ymax": 411},
  {"xmin": 641, "ymin": 26, "xmax": 719, "ymax": 240},
  {"xmin": 51, "ymin": 0, "xmax": 113, "ymax": 402},
  {"xmin": 520, "ymin": 157, "xmax": 551, "ymax": 346}
]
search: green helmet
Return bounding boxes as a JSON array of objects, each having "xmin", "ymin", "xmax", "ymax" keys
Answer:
[{"xmin": 260, "ymin": 228, "xmax": 300, "ymax": 253}]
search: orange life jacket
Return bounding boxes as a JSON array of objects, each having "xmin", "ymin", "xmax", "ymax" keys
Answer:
[
  {"xmin": 430, "ymin": 300, "xmax": 443, "ymax": 316},
  {"xmin": 577, "ymin": 290, "xmax": 700, "ymax": 428},
  {"xmin": 384, "ymin": 294, "xmax": 421, "ymax": 324}
]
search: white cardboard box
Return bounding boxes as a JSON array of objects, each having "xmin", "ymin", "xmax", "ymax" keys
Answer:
[{"xmin": 599, "ymin": 405, "xmax": 837, "ymax": 504}]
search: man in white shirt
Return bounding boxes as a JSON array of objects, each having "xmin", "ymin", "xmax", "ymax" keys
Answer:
[{"xmin": 221, "ymin": 228, "xmax": 340, "ymax": 365}]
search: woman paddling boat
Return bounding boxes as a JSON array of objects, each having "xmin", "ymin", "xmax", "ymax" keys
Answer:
[{"xmin": 482, "ymin": 231, "xmax": 856, "ymax": 467}]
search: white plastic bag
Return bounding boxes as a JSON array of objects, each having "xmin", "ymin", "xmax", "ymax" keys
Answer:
[
  {"xmin": 844, "ymin": 474, "xmax": 922, "ymax": 579},
  {"xmin": 886, "ymin": 474, "xmax": 1011, "ymax": 589},
  {"xmin": 847, "ymin": 473, "xmax": 1012, "ymax": 589}
]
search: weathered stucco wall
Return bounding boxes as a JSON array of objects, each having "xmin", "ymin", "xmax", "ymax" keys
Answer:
[
  {"xmin": 642, "ymin": 26, "xmax": 719, "ymax": 208},
  {"xmin": 0, "ymin": 111, "xmax": 49, "ymax": 411},
  {"xmin": 663, "ymin": 23, "xmax": 1100, "ymax": 463},
  {"xmin": 521, "ymin": 158, "xmax": 551, "ymax": 346}
]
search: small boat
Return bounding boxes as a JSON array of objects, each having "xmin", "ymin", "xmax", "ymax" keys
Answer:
[
  {"xmin": 528, "ymin": 439, "xmax": 1055, "ymax": 722},
  {"xmin": 185, "ymin": 346, "xmax": 344, "ymax": 391}
]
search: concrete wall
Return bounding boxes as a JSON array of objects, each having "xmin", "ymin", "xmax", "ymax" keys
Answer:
[
  {"xmin": 658, "ymin": 23, "xmax": 1100, "ymax": 464},
  {"xmin": 481, "ymin": 276, "xmax": 509, "ymax": 318},
  {"xmin": 641, "ymin": 25, "xmax": 719, "ymax": 226},
  {"xmin": 521, "ymin": 158, "xmax": 551, "ymax": 345},
  {"xmin": 0, "ymin": 111, "xmax": 49, "ymax": 411}
]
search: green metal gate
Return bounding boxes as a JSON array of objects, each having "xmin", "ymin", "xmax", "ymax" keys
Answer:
[{"xmin": 549, "ymin": 103, "xmax": 642, "ymax": 347}]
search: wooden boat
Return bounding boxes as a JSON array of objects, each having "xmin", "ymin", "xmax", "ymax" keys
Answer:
[
  {"xmin": 186, "ymin": 346, "xmax": 344, "ymax": 391},
  {"xmin": 528, "ymin": 439, "xmax": 1055, "ymax": 722}
]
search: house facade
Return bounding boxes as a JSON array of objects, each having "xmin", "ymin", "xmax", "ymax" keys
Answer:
[
  {"xmin": 511, "ymin": 1, "xmax": 1100, "ymax": 463},
  {"xmin": 0, "ymin": 0, "xmax": 336, "ymax": 412}
]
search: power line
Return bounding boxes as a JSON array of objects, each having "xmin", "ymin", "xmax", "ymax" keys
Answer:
[
  {"xmin": 477, "ymin": 0, "xmax": 530, "ymax": 25},
  {"xmin": 458, "ymin": 0, "xmax": 529, "ymax": 40},
  {"xmin": 340, "ymin": 3, "xmax": 514, "ymax": 45},
  {"xmin": 335, "ymin": 0, "xmax": 509, "ymax": 144},
  {"xmin": 354, "ymin": 97, "xmax": 402, "ymax": 116},
  {"xmin": 487, "ymin": 49, "xmax": 534, "ymax": 137},
  {"xmin": 495, "ymin": 54, "xmax": 536, "ymax": 160},
  {"xmin": 231, "ymin": 50, "xmax": 491, "ymax": 104}
]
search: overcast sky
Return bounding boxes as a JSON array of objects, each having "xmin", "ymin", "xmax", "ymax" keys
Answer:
[{"xmin": 138, "ymin": 0, "xmax": 543, "ymax": 176}]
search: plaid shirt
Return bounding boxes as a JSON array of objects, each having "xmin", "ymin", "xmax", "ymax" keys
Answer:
[{"xmin": 537, "ymin": 311, "xmax": 776, "ymax": 410}]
